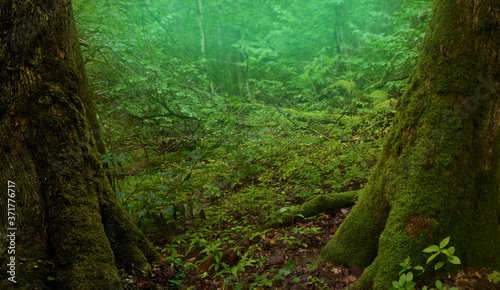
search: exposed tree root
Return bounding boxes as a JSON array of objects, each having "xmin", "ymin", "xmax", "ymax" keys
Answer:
[{"xmin": 260, "ymin": 190, "xmax": 359, "ymax": 230}]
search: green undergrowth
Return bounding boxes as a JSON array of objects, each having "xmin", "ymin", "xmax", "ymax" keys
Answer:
[
  {"xmin": 110, "ymin": 107, "xmax": 388, "ymax": 229},
  {"xmin": 102, "ymin": 103, "xmax": 392, "ymax": 287}
]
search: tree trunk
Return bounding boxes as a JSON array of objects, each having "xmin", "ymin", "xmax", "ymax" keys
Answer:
[
  {"xmin": 197, "ymin": 0, "xmax": 206, "ymax": 58},
  {"xmin": 0, "ymin": 1, "xmax": 162, "ymax": 289},
  {"xmin": 318, "ymin": 0, "xmax": 500, "ymax": 288}
]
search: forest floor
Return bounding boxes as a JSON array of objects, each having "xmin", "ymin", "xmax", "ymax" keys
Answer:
[
  {"xmin": 111, "ymin": 104, "xmax": 499, "ymax": 289},
  {"xmin": 123, "ymin": 204, "xmax": 498, "ymax": 289},
  {"xmin": 123, "ymin": 204, "xmax": 362, "ymax": 289}
]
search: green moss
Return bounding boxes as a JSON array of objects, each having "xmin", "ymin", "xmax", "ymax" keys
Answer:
[
  {"xmin": 372, "ymin": 99, "xmax": 398, "ymax": 114},
  {"xmin": 317, "ymin": 184, "xmax": 389, "ymax": 267},
  {"xmin": 318, "ymin": 55, "xmax": 500, "ymax": 287},
  {"xmin": 300, "ymin": 191, "xmax": 359, "ymax": 217},
  {"xmin": 335, "ymin": 80, "xmax": 362, "ymax": 99},
  {"xmin": 368, "ymin": 90, "xmax": 389, "ymax": 102},
  {"xmin": 261, "ymin": 190, "xmax": 359, "ymax": 230}
]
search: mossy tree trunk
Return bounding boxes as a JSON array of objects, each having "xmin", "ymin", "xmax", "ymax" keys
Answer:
[
  {"xmin": 318, "ymin": 1, "xmax": 500, "ymax": 288},
  {"xmin": 0, "ymin": 0, "xmax": 162, "ymax": 289}
]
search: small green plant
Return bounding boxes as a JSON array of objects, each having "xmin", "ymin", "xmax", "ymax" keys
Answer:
[
  {"xmin": 272, "ymin": 260, "xmax": 295, "ymax": 281},
  {"xmin": 249, "ymin": 273, "xmax": 273, "ymax": 288},
  {"xmin": 422, "ymin": 237, "xmax": 461, "ymax": 270},
  {"xmin": 247, "ymin": 260, "xmax": 296, "ymax": 288},
  {"xmin": 161, "ymin": 246, "xmax": 185, "ymax": 264},
  {"xmin": 488, "ymin": 270, "xmax": 500, "ymax": 284},
  {"xmin": 390, "ymin": 271, "xmax": 416, "ymax": 290},
  {"xmin": 279, "ymin": 233, "xmax": 308, "ymax": 248},
  {"xmin": 307, "ymin": 275, "xmax": 329, "ymax": 289},
  {"xmin": 291, "ymin": 226, "xmax": 322, "ymax": 236},
  {"xmin": 390, "ymin": 237, "xmax": 461, "ymax": 290},
  {"xmin": 398, "ymin": 256, "xmax": 425, "ymax": 275},
  {"xmin": 422, "ymin": 279, "xmax": 458, "ymax": 290}
]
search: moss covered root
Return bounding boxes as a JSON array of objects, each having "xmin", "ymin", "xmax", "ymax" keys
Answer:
[{"xmin": 261, "ymin": 190, "xmax": 359, "ymax": 230}]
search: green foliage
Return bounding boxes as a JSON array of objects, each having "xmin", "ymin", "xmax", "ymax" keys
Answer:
[
  {"xmin": 278, "ymin": 233, "xmax": 308, "ymax": 249},
  {"xmin": 390, "ymin": 238, "xmax": 461, "ymax": 290},
  {"xmin": 73, "ymin": 0, "xmax": 432, "ymax": 127},
  {"xmin": 391, "ymin": 271, "xmax": 416, "ymax": 290},
  {"xmin": 70, "ymin": 0, "xmax": 434, "ymax": 287},
  {"xmin": 247, "ymin": 260, "xmax": 296, "ymax": 288},
  {"xmin": 272, "ymin": 260, "xmax": 295, "ymax": 281},
  {"xmin": 488, "ymin": 271, "xmax": 500, "ymax": 284},
  {"xmin": 422, "ymin": 237, "xmax": 461, "ymax": 270},
  {"xmin": 398, "ymin": 256, "xmax": 425, "ymax": 276},
  {"xmin": 307, "ymin": 275, "xmax": 329, "ymax": 289}
]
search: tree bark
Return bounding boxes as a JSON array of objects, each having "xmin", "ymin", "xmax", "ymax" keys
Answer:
[
  {"xmin": 318, "ymin": 0, "xmax": 500, "ymax": 288},
  {"xmin": 197, "ymin": 0, "xmax": 206, "ymax": 58},
  {"xmin": 0, "ymin": 0, "xmax": 162, "ymax": 288}
]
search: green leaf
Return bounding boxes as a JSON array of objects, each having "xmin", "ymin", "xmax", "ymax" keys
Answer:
[
  {"xmin": 392, "ymin": 281, "xmax": 401, "ymax": 288},
  {"xmin": 214, "ymin": 251, "xmax": 222, "ymax": 263},
  {"xmin": 423, "ymin": 245, "xmax": 440, "ymax": 253},
  {"xmin": 160, "ymin": 171, "xmax": 174, "ymax": 177},
  {"xmin": 406, "ymin": 271, "xmax": 414, "ymax": 282},
  {"xmin": 447, "ymin": 256, "xmax": 461, "ymax": 265},
  {"xmin": 157, "ymin": 184, "xmax": 170, "ymax": 192},
  {"xmin": 441, "ymin": 249, "xmax": 453, "ymax": 258},
  {"xmin": 405, "ymin": 281, "xmax": 416, "ymax": 290},
  {"xmin": 279, "ymin": 207, "xmax": 291, "ymax": 212},
  {"xmin": 439, "ymin": 237, "xmax": 450, "ymax": 249},
  {"xmin": 282, "ymin": 260, "xmax": 295, "ymax": 275},
  {"xmin": 434, "ymin": 262, "xmax": 444, "ymax": 270},
  {"xmin": 163, "ymin": 206, "xmax": 175, "ymax": 217},
  {"xmin": 171, "ymin": 280, "xmax": 182, "ymax": 285},
  {"xmin": 426, "ymin": 252, "xmax": 440, "ymax": 264},
  {"xmin": 292, "ymin": 277, "xmax": 300, "ymax": 283},
  {"xmin": 414, "ymin": 266, "xmax": 424, "ymax": 271},
  {"xmin": 399, "ymin": 274, "xmax": 406, "ymax": 285},
  {"xmin": 435, "ymin": 280, "xmax": 443, "ymax": 289},
  {"xmin": 47, "ymin": 276, "xmax": 56, "ymax": 281}
]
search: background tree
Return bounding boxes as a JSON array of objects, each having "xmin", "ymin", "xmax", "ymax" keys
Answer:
[
  {"xmin": 0, "ymin": 0, "xmax": 162, "ymax": 288},
  {"xmin": 318, "ymin": 0, "xmax": 500, "ymax": 288},
  {"xmin": 70, "ymin": 0, "xmax": 431, "ymax": 175}
]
